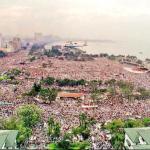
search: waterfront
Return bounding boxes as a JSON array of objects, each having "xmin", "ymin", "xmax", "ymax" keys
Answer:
[{"xmin": 51, "ymin": 40, "xmax": 150, "ymax": 60}]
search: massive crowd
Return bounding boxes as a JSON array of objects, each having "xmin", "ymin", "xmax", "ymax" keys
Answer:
[
  {"xmin": 0, "ymin": 50, "xmax": 149, "ymax": 149},
  {"xmin": 0, "ymin": 51, "xmax": 149, "ymax": 89}
]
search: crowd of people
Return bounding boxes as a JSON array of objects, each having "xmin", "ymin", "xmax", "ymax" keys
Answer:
[
  {"xmin": 0, "ymin": 51, "xmax": 149, "ymax": 89},
  {"xmin": 0, "ymin": 50, "xmax": 149, "ymax": 149}
]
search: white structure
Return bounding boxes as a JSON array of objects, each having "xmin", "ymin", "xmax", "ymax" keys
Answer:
[
  {"xmin": 124, "ymin": 127, "xmax": 150, "ymax": 149},
  {"xmin": 0, "ymin": 130, "xmax": 18, "ymax": 149}
]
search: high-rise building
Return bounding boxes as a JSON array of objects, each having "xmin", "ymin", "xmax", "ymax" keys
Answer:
[
  {"xmin": 12, "ymin": 37, "xmax": 21, "ymax": 51},
  {"xmin": 3, "ymin": 37, "xmax": 22, "ymax": 52},
  {"xmin": 0, "ymin": 34, "xmax": 3, "ymax": 48}
]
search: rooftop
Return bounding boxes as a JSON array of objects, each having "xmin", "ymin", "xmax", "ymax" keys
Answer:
[
  {"xmin": 132, "ymin": 144, "xmax": 150, "ymax": 149},
  {"xmin": 124, "ymin": 127, "xmax": 150, "ymax": 144},
  {"xmin": 58, "ymin": 92, "xmax": 84, "ymax": 98},
  {"xmin": 0, "ymin": 130, "xmax": 18, "ymax": 149}
]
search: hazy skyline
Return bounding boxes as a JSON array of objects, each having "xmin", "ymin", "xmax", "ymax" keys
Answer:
[{"xmin": 0, "ymin": 0, "xmax": 150, "ymax": 44}]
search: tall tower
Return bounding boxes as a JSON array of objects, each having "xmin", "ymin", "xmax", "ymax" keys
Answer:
[{"xmin": 12, "ymin": 37, "xmax": 21, "ymax": 51}]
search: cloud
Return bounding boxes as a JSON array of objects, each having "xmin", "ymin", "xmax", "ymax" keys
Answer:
[{"xmin": 0, "ymin": 0, "xmax": 150, "ymax": 40}]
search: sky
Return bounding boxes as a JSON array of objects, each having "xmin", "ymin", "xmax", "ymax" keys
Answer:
[{"xmin": 0, "ymin": 0, "xmax": 150, "ymax": 43}]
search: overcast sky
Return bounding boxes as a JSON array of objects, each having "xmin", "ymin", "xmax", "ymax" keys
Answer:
[{"xmin": 0, "ymin": 0, "xmax": 150, "ymax": 42}]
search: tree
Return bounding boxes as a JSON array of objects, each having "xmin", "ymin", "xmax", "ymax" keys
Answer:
[
  {"xmin": 27, "ymin": 82, "xmax": 41, "ymax": 96},
  {"xmin": 79, "ymin": 113, "xmax": 87, "ymax": 127},
  {"xmin": 57, "ymin": 139, "xmax": 71, "ymax": 150},
  {"xmin": 10, "ymin": 68, "xmax": 21, "ymax": 76},
  {"xmin": 1, "ymin": 116, "xmax": 32, "ymax": 146},
  {"xmin": 70, "ymin": 141, "xmax": 91, "ymax": 150},
  {"xmin": 0, "ymin": 117, "xmax": 6, "ymax": 129},
  {"xmin": 63, "ymin": 132, "xmax": 73, "ymax": 142},
  {"xmin": 137, "ymin": 87, "xmax": 150, "ymax": 100},
  {"xmin": 33, "ymin": 83, "xmax": 41, "ymax": 93},
  {"xmin": 3, "ymin": 116, "xmax": 18, "ymax": 129},
  {"xmin": 56, "ymin": 78, "xmax": 86, "ymax": 87},
  {"xmin": 143, "ymin": 118, "xmax": 150, "ymax": 126},
  {"xmin": 48, "ymin": 117, "xmax": 55, "ymax": 135},
  {"xmin": 0, "ymin": 75, "xmax": 10, "ymax": 81},
  {"xmin": 44, "ymin": 48, "xmax": 62, "ymax": 57},
  {"xmin": 48, "ymin": 143, "xmax": 58, "ymax": 150},
  {"xmin": 105, "ymin": 119, "xmax": 124, "ymax": 133},
  {"xmin": 42, "ymin": 77, "xmax": 55, "ymax": 85},
  {"xmin": 72, "ymin": 113, "xmax": 94, "ymax": 140},
  {"xmin": 16, "ymin": 124, "xmax": 32, "ymax": 146},
  {"xmin": 1, "ymin": 104, "xmax": 43, "ymax": 147},
  {"xmin": 91, "ymin": 89, "xmax": 101, "ymax": 103},
  {"xmin": 77, "ymin": 79, "xmax": 86, "ymax": 86},
  {"xmin": 79, "ymin": 113, "xmax": 96, "ymax": 129},
  {"xmin": 72, "ymin": 126, "xmax": 90, "ymax": 140},
  {"xmin": 48, "ymin": 114, "xmax": 93, "ymax": 150},
  {"xmin": 104, "ymin": 118, "xmax": 150, "ymax": 150},
  {"xmin": 52, "ymin": 122, "xmax": 61, "ymax": 139},
  {"xmin": 49, "ymin": 137, "xmax": 91, "ymax": 150},
  {"xmin": 48, "ymin": 117, "xmax": 61, "ymax": 141},
  {"xmin": 124, "ymin": 119, "xmax": 144, "ymax": 128},
  {"xmin": 107, "ymin": 87, "xmax": 116, "ymax": 96},
  {"xmin": 118, "ymin": 81, "xmax": 134, "ymax": 101},
  {"xmin": 81, "ymin": 128, "xmax": 90, "ymax": 140},
  {"xmin": 17, "ymin": 104, "xmax": 42, "ymax": 128},
  {"xmin": 39, "ymin": 88, "xmax": 57, "ymax": 104},
  {"xmin": 4, "ymin": 68, "xmax": 21, "ymax": 80},
  {"xmin": 106, "ymin": 79, "xmax": 116, "ymax": 96},
  {"xmin": 90, "ymin": 80, "xmax": 102, "ymax": 104},
  {"xmin": 111, "ymin": 133, "xmax": 124, "ymax": 150},
  {"xmin": 121, "ymin": 85, "xmax": 134, "ymax": 101}
]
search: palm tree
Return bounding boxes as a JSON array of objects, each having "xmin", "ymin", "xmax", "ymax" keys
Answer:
[
  {"xmin": 120, "ymin": 84, "xmax": 134, "ymax": 101},
  {"xmin": 79, "ymin": 113, "xmax": 87, "ymax": 127},
  {"xmin": 107, "ymin": 79, "xmax": 116, "ymax": 96},
  {"xmin": 48, "ymin": 117, "xmax": 55, "ymax": 135},
  {"xmin": 53, "ymin": 122, "xmax": 61, "ymax": 140},
  {"xmin": 39, "ymin": 88, "xmax": 57, "ymax": 104}
]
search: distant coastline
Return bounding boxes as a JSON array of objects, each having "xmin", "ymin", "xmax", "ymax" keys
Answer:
[{"xmin": 51, "ymin": 40, "xmax": 150, "ymax": 60}]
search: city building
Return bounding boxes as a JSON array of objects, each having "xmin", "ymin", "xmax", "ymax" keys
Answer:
[
  {"xmin": 0, "ymin": 34, "xmax": 3, "ymax": 48},
  {"xmin": 12, "ymin": 37, "xmax": 21, "ymax": 51},
  {"xmin": 1, "ymin": 37, "xmax": 21, "ymax": 52},
  {"xmin": 0, "ymin": 130, "xmax": 18, "ymax": 149},
  {"xmin": 124, "ymin": 127, "xmax": 150, "ymax": 149},
  {"xmin": 1, "ymin": 41, "xmax": 12, "ymax": 52}
]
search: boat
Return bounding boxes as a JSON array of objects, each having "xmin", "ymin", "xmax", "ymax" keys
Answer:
[{"xmin": 64, "ymin": 41, "xmax": 87, "ymax": 48}]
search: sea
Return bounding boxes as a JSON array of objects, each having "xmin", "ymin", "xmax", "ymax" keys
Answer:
[{"xmin": 49, "ymin": 40, "xmax": 150, "ymax": 60}]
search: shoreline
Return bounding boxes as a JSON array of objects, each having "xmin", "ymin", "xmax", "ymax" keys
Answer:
[{"xmin": 49, "ymin": 40, "xmax": 150, "ymax": 60}]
